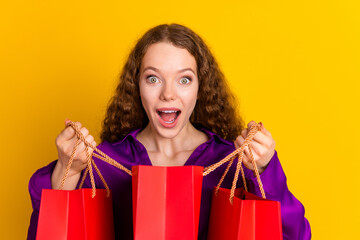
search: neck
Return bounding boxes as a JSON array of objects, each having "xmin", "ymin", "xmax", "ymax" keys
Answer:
[{"xmin": 137, "ymin": 122, "xmax": 201, "ymax": 155}]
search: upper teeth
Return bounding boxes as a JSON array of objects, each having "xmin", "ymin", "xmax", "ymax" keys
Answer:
[{"xmin": 161, "ymin": 110, "xmax": 177, "ymax": 113}]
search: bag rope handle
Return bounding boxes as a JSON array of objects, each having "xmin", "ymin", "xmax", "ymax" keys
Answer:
[
  {"xmin": 203, "ymin": 123, "xmax": 266, "ymax": 203},
  {"xmin": 59, "ymin": 120, "xmax": 266, "ymax": 200},
  {"xmin": 58, "ymin": 121, "xmax": 132, "ymax": 198}
]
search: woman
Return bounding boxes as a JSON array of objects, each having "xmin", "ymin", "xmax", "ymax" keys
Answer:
[{"xmin": 27, "ymin": 23, "xmax": 311, "ymax": 239}]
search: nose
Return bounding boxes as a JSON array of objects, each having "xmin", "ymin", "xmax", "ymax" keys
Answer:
[{"xmin": 160, "ymin": 81, "xmax": 176, "ymax": 101}]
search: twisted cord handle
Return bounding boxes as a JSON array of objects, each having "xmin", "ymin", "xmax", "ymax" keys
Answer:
[
  {"xmin": 204, "ymin": 123, "xmax": 266, "ymax": 203},
  {"xmin": 58, "ymin": 136, "xmax": 100, "ymax": 197},
  {"xmin": 66, "ymin": 121, "xmax": 132, "ymax": 176},
  {"xmin": 58, "ymin": 121, "xmax": 132, "ymax": 197},
  {"xmin": 203, "ymin": 123, "xmax": 260, "ymax": 176},
  {"xmin": 59, "ymin": 120, "xmax": 266, "ymax": 201}
]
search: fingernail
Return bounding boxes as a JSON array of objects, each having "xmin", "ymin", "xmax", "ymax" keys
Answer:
[{"xmin": 259, "ymin": 122, "xmax": 263, "ymax": 130}]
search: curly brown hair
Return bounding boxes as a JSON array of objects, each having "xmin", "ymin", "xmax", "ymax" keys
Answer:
[{"xmin": 101, "ymin": 23, "xmax": 244, "ymax": 143}]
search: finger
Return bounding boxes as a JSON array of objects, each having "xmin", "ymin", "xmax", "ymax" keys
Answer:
[
  {"xmin": 77, "ymin": 147, "xmax": 94, "ymax": 164},
  {"xmin": 77, "ymin": 134, "xmax": 95, "ymax": 156},
  {"xmin": 64, "ymin": 125, "xmax": 89, "ymax": 145},
  {"xmin": 247, "ymin": 140, "xmax": 266, "ymax": 157},
  {"xmin": 235, "ymin": 134, "xmax": 245, "ymax": 149},
  {"xmin": 247, "ymin": 120, "xmax": 258, "ymax": 130},
  {"xmin": 242, "ymin": 144, "xmax": 259, "ymax": 167},
  {"xmin": 59, "ymin": 121, "xmax": 83, "ymax": 140},
  {"xmin": 259, "ymin": 122, "xmax": 272, "ymax": 138},
  {"xmin": 63, "ymin": 125, "xmax": 90, "ymax": 156},
  {"xmin": 237, "ymin": 151, "xmax": 252, "ymax": 170},
  {"xmin": 234, "ymin": 141, "xmax": 240, "ymax": 149},
  {"xmin": 81, "ymin": 145, "xmax": 96, "ymax": 163},
  {"xmin": 235, "ymin": 136, "xmax": 253, "ymax": 165},
  {"xmin": 236, "ymin": 134, "xmax": 258, "ymax": 152},
  {"xmin": 73, "ymin": 121, "xmax": 82, "ymax": 131},
  {"xmin": 57, "ymin": 127, "xmax": 75, "ymax": 146},
  {"xmin": 251, "ymin": 131, "xmax": 274, "ymax": 149},
  {"xmin": 241, "ymin": 125, "xmax": 271, "ymax": 149},
  {"xmin": 75, "ymin": 140, "xmax": 86, "ymax": 156},
  {"xmin": 239, "ymin": 129, "xmax": 259, "ymax": 152},
  {"xmin": 64, "ymin": 118, "xmax": 71, "ymax": 125},
  {"xmin": 84, "ymin": 134, "xmax": 94, "ymax": 148},
  {"xmin": 241, "ymin": 128, "xmax": 248, "ymax": 139},
  {"xmin": 246, "ymin": 120, "xmax": 262, "ymax": 137},
  {"xmin": 234, "ymin": 136, "xmax": 251, "ymax": 165},
  {"xmin": 239, "ymin": 148, "xmax": 256, "ymax": 171},
  {"xmin": 77, "ymin": 133, "xmax": 93, "ymax": 153},
  {"xmin": 238, "ymin": 129, "xmax": 258, "ymax": 159},
  {"xmin": 79, "ymin": 127, "xmax": 90, "ymax": 138}
]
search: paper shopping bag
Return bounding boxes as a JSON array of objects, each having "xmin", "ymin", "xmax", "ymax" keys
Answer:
[
  {"xmin": 132, "ymin": 165, "xmax": 203, "ymax": 240},
  {"xmin": 207, "ymin": 187, "xmax": 282, "ymax": 240},
  {"xmin": 36, "ymin": 188, "xmax": 115, "ymax": 240}
]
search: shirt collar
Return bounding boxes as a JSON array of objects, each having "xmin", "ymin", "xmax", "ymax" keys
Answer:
[
  {"xmin": 111, "ymin": 127, "xmax": 234, "ymax": 147},
  {"xmin": 199, "ymin": 127, "xmax": 234, "ymax": 146},
  {"xmin": 111, "ymin": 128, "xmax": 142, "ymax": 146}
]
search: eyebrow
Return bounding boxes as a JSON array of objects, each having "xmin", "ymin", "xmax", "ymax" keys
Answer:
[{"xmin": 143, "ymin": 66, "xmax": 196, "ymax": 75}]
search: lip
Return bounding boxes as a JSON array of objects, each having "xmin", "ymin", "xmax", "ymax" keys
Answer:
[
  {"xmin": 156, "ymin": 108, "xmax": 181, "ymax": 128},
  {"xmin": 156, "ymin": 107, "xmax": 181, "ymax": 112}
]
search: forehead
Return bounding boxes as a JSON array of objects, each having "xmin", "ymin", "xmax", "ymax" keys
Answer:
[{"xmin": 141, "ymin": 42, "xmax": 197, "ymax": 73}]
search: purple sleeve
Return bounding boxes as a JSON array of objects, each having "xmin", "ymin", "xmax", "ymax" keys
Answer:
[
  {"xmin": 27, "ymin": 160, "xmax": 57, "ymax": 240},
  {"xmin": 244, "ymin": 150, "xmax": 311, "ymax": 240}
]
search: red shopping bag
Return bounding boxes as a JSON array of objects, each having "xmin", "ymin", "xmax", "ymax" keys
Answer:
[
  {"xmin": 207, "ymin": 187, "xmax": 282, "ymax": 240},
  {"xmin": 36, "ymin": 121, "xmax": 117, "ymax": 240},
  {"xmin": 206, "ymin": 123, "xmax": 283, "ymax": 240},
  {"xmin": 132, "ymin": 165, "xmax": 204, "ymax": 240},
  {"xmin": 36, "ymin": 188, "xmax": 115, "ymax": 240}
]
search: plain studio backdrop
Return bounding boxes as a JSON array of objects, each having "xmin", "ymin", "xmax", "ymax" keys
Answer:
[{"xmin": 0, "ymin": 0, "xmax": 359, "ymax": 239}]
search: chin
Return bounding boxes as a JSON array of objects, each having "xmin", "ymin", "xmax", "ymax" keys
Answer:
[{"xmin": 154, "ymin": 125, "xmax": 182, "ymax": 139}]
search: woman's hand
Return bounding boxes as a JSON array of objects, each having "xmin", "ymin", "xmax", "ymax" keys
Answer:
[
  {"xmin": 234, "ymin": 121, "xmax": 276, "ymax": 174},
  {"xmin": 51, "ymin": 119, "xmax": 96, "ymax": 190}
]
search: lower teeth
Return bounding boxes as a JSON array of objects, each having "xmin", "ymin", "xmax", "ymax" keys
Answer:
[{"xmin": 164, "ymin": 119, "xmax": 175, "ymax": 124}]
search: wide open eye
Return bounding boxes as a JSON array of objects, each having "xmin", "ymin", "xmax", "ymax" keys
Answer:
[
  {"xmin": 147, "ymin": 75, "xmax": 159, "ymax": 83},
  {"xmin": 180, "ymin": 77, "xmax": 191, "ymax": 84}
]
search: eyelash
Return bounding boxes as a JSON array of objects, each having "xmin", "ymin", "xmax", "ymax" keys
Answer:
[{"xmin": 145, "ymin": 75, "xmax": 192, "ymax": 83}]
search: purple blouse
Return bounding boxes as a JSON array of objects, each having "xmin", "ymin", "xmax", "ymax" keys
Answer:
[{"xmin": 27, "ymin": 128, "xmax": 311, "ymax": 240}]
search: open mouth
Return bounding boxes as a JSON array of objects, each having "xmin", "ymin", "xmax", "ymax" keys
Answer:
[{"xmin": 156, "ymin": 109, "xmax": 181, "ymax": 124}]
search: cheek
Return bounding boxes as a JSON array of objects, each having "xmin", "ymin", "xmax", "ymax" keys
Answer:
[
  {"xmin": 139, "ymin": 84, "xmax": 159, "ymax": 111},
  {"xmin": 181, "ymin": 88, "xmax": 198, "ymax": 111},
  {"xmin": 139, "ymin": 85, "xmax": 151, "ymax": 109}
]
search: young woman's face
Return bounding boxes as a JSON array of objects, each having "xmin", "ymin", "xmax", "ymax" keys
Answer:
[{"xmin": 139, "ymin": 42, "xmax": 199, "ymax": 138}]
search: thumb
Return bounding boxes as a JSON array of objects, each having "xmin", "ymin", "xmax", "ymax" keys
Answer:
[{"xmin": 64, "ymin": 118, "xmax": 71, "ymax": 126}]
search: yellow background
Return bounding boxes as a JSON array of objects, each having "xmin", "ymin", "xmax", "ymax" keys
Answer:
[{"xmin": 1, "ymin": 0, "xmax": 359, "ymax": 239}]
